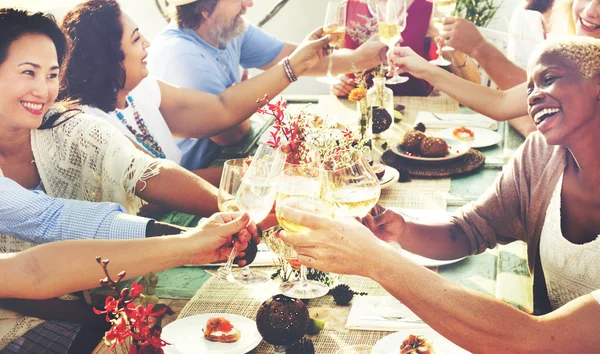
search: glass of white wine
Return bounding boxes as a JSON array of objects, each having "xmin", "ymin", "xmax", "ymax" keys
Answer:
[
  {"xmin": 371, "ymin": 0, "xmax": 409, "ymax": 84},
  {"xmin": 216, "ymin": 146, "xmax": 285, "ymax": 285},
  {"xmin": 216, "ymin": 158, "xmax": 271, "ymax": 285},
  {"xmin": 272, "ymin": 164, "xmax": 333, "ymax": 299},
  {"xmin": 316, "ymin": 1, "xmax": 347, "ymax": 85},
  {"xmin": 429, "ymin": 0, "xmax": 456, "ymax": 66},
  {"xmin": 324, "ymin": 155, "xmax": 381, "ymax": 217}
]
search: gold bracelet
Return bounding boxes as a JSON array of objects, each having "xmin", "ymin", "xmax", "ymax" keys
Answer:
[{"xmin": 451, "ymin": 54, "xmax": 469, "ymax": 69}]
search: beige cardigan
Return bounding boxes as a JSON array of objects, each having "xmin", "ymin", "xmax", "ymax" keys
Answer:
[{"xmin": 453, "ymin": 132, "xmax": 566, "ymax": 314}]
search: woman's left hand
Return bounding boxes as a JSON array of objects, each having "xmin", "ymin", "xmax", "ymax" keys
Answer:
[{"xmin": 277, "ymin": 207, "xmax": 389, "ymax": 276}]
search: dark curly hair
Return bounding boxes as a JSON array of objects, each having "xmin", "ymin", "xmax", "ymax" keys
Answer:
[
  {"xmin": 60, "ymin": 0, "xmax": 125, "ymax": 112},
  {"xmin": 170, "ymin": 0, "xmax": 218, "ymax": 29}
]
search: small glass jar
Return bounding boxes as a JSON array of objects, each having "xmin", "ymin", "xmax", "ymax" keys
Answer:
[
  {"xmin": 367, "ymin": 77, "xmax": 394, "ymax": 137},
  {"xmin": 356, "ymin": 98, "xmax": 372, "ymax": 151}
]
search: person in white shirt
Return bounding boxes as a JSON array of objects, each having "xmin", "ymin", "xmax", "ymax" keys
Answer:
[{"xmin": 434, "ymin": 0, "xmax": 554, "ymax": 137}]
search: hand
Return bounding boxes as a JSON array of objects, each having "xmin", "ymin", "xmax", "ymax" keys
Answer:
[
  {"xmin": 439, "ymin": 17, "xmax": 485, "ymax": 57},
  {"xmin": 277, "ymin": 207, "xmax": 390, "ymax": 277},
  {"xmin": 330, "ymin": 74, "xmax": 356, "ymax": 97},
  {"xmin": 354, "ymin": 34, "xmax": 388, "ymax": 69},
  {"xmin": 186, "ymin": 212, "xmax": 258, "ymax": 265},
  {"xmin": 387, "ymin": 46, "xmax": 433, "ymax": 80},
  {"xmin": 289, "ymin": 27, "xmax": 332, "ymax": 76},
  {"xmin": 361, "ymin": 205, "xmax": 406, "ymax": 243}
]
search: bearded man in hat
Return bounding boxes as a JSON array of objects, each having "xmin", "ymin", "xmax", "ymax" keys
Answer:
[{"xmin": 148, "ymin": 0, "xmax": 386, "ymax": 170}]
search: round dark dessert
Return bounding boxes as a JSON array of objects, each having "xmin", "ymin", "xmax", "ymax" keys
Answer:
[
  {"xmin": 400, "ymin": 131, "xmax": 426, "ymax": 154},
  {"xmin": 256, "ymin": 294, "xmax": 309, "ymax": 346},
  {"xmin": 420, "ymin": 137, "xmax": 449, "ymax": 158},
  {"xmin": 371, "ymin": 107, "xmax": 392, "ymax": 134}
]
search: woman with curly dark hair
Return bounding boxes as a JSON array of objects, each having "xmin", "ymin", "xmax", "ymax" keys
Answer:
[{"xmin": 60, "ymin": 0, "xmax": 332, "ymax": 175}]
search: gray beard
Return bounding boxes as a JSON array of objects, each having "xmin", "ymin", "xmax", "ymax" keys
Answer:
[{"xmin": 209, "ymin": 15, "xmax": 247, "ymax": 47}]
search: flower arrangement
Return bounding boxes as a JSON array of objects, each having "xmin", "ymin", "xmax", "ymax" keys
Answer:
[
  {"xmin": 347, "ymin": 71, "xmax": 372, "ymax": 148},
  {"xmin": 93, "ymin": 257, "xmax": 172, "ymax": 354},
  {"xmin": 258, "ymin": 95, "xmax": 315, "ymax": 165},
  {"xmin": 257, "ymin": 95, "xmax": 368, "ymax": 171}
]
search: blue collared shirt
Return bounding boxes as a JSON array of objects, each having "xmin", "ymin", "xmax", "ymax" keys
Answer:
[
  {"xmin": 0, "ymin": 177, "xmax": 149, "ymax": 244},
  {"xmin": 148, "ymin": 22, "xmax": 284, "ymax": 170}
]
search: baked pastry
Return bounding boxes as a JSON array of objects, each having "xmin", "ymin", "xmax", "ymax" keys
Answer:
[
  {"xmin": 420, "ymin": 137, "xmax": 449, "ymax": 158},
  {"xmin": 203, "ymin": 317, "xmax": 240, "ymax": 343},
  {"xmin": 452, "ymin": 126, "xmax": 475, "ymax": 141},
  {"xmin": 400, "ymin": 334, "xmax": 435, "ymax": 354},
  {"xmin": 400, "ymin": 131, "xmax": 426, "ymax": 154}
]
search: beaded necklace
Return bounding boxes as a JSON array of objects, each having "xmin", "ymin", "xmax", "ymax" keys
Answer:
[{"xmin": 115, "ymin": 95, "xmax": 166, "ymax": 159}]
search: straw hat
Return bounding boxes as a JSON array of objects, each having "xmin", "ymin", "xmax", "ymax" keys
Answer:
[{"xmin": 168, "ymin": 0, "xmax": 199, "ymax": 6}]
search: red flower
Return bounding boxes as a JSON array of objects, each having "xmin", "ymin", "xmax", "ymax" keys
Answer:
[
  {"xmin": 105, "ymin": 317, "xmax": 133, "ymax": 349},
  {"xmin": 94, "ymin": 257, "xmax": 171, "ymax": 354}
]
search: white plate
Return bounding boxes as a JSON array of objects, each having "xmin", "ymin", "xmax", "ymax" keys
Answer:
[
  {"xmin": 391, "ymin": 137, "xmax": 470, "ymax": 162},
  {"xmin": 403, "ymin": 250, "xmax": 466, "ymax": 267},
  {"xmin": 379, "ymin": 165, "xmax": 399, "ymax": 189},
  {"xmin": 434, "ymin": 127, "xmax": 502, "ymax": 149},
  {"xmin": 372, "ymin": 328, "xmax": 470, "ymax": 354},
  {"xmin": 162, "ymin": 313, "xmax": 262, "ymax": 354}
]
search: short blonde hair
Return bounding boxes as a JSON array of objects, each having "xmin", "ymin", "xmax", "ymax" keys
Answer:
[
  {"xmin": 528, "ymin": 36, "xmax": 600, "ymax": 79},
  {"xmin": 550, "ymin": 0, "xmax": 576, "ymax": 35}
]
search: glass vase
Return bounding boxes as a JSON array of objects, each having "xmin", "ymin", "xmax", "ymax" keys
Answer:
[
  {"xmin": 367, "ymin": 77, "xmax": 394, "ymax": 137},
  {"xmin": 356, "ymin": 98, "xmax": 372, "ymax": 153}
]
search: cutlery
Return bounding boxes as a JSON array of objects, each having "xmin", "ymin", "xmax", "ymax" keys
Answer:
[
  {"xmin": 358, "ymin": 315, "xmax": 424, "ymax": 323},
  {"xmin": 431, "ymin": 112, "xmax": 446, "ymax": 121}
]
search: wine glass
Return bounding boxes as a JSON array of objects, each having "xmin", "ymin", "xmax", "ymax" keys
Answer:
[
  {"xmin": 273, "ymin": 164, "xmax": 333, "ymax": 298},
  {"xmin": 324, "ymin": 155, "xmax": 381, "ymax": 217},
  {"xmin": 216, "ymin": 146, "xmax": 285, "ymax": 284},
  {"xmin": 316, "ymin": 1, "xmax": 347, "ymax": 85},
  {"xmin": 371, "ymin": 0, "xmax": 409, "ymax": 84},
  {"xmin": 429, "ymin": 0, "xmax": 456, "ymax": 66},
  {"xmin": 216, "ymin": 158, "xmax": 271, "ymax": 285}
]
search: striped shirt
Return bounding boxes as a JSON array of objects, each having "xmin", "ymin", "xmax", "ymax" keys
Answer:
[{"xmin": 0, "ymin": 177, "xmax": 149, "ymax": 243}]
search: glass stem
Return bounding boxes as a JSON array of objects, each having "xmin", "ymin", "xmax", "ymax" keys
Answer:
[
  {"xmin": 300, "ymin": 265, "xmax": 309, "ymax": 287},
  {"xmin": 240, "ymin": 265, "xmax": 252, "ymax": 278},
  {"xmin": 222, "ymin": 247, "xmax": 239, "ymax": 273}
]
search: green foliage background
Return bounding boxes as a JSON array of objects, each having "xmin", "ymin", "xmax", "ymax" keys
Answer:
[{"xmin": 455, "ymin": 0, "xmax": 501, "ymax": 27}]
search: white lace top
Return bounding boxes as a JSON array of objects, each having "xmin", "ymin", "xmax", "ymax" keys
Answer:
[
  {"xmin": 540, "ymin": 173, "xmax": 600, "ymax": 310},
  {"xmin": 0, "ymin": 112, "xmax": 160, "ymax": 349}
]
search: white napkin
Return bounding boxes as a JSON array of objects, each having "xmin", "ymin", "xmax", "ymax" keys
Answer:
[
  {"xmin": 346, "ymin": 296, "xmax": 427, "ymax": 331},
  {"xmin": 415, "ymin": 112, "xmax": 499, "ymax": 131}
]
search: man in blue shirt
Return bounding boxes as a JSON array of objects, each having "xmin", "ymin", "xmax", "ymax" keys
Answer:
[
  {"xmin": 0, "ymin": 177, "xmax": 184, "ymax": 243},
  {"xmin": 0, "ymin": 176, "xmax": 256, "ymax": 353},
  {"xmin": 148, "ymin": 0, "xmax": 386, "ymax": 170}
]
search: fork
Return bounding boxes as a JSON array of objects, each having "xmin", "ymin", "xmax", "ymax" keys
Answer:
[
  {"xmin": 431, "ymin": 112, "xmax": 446, "ymax": 121},
  {"xmin": 358, "ymin": 315, "xmax": 425, "ymax": 323}
]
